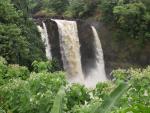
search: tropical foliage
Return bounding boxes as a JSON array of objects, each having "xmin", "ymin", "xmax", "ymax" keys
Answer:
[
  {"xmin": 0, "ymin": 57, "xmax": 149, "ymax": 113},
  {"xmin": 1, "ymin": 0, "xmax": 149, "ymax": 66},
  {"xmin": 14, "ymin": 0, "xmax": 150, "ymax": 42},
  {"xmin": 99, "ymin": 0, "xmax": 150, "ymax": 42},
  {"xmin": 0, "ymin": 0, "xmax": 150, "ymax": 113},
  {"xmin": 0, "ymin": 0, "xmax": 45, "ymax": 67}
]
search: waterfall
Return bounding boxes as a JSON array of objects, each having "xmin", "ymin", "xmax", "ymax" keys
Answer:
[
  {"xmin": 37, "ymin": 19, "xmax": 107, "ymax": 87},
  {"xmin": 37, "ymin": 22, "xmax": 52, "ymax": 60},
  {"xmin": 85, "ymin": 26, "xmax": 107, "ymax": 87},
  {"xmin": 52, "ymin": 19, "xmax": 84, "ymax": 83}
]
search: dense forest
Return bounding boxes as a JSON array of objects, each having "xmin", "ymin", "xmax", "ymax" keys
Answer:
[
  {"xmin": 1, "ymin": 0, "xmax": 150, "ymax": 66},
  {"xmin": 0, "ymin": 57, "xmax": 150, "ymax": 113},
  {"xmin": 0, "ymin": 0, "xmax": 150, "ymax": 113}
]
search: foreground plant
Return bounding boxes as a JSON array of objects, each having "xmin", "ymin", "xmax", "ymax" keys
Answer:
[
  {"xmin": 51, "ymin": 82, "xmax": 129, "ymax": 113},
  {"xmin": 0, "ymin": 57, "xmax": 150, "ymax": 113}
]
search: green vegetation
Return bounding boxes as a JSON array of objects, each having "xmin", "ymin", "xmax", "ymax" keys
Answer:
[
  {"xmin": 0, "ymin": 0, "xmax": 46, "ymax": 67},
  {"xmin": 32, "ymin": 60, "xmax": 61, "ymax": 73},
  {"xmin": 26, "ymin": 0, "xmax": 150, "ymax": 42},
  {"xmin": 99, "ymin": 0, "xmax": 150, "ymax": 43},
  {"xmin": 28, "ymin": 0, "xmax": 97, "ymax": 18},
  {"xmin": 1, "ymin": 0, "xmax": 149, "ymax": 66},
  {"xmin": 0, "ymin": 0, "xmax": 150, "ymax": 113},
  {"xmin": 0, "ymin": 57, "xmax": 150, "ymax": 113}
]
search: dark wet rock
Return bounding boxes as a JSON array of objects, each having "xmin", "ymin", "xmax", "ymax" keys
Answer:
[
  {"xmin": 35, "ymin": 18, "xmax": 150, "ymax": 79},
  {"xmin": 77, "ymin": 20, "xmax": 97, "ymax": 76}
]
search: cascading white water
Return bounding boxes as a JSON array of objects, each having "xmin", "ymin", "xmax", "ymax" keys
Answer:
[
  {"xmin": 37, "ymin": 22, "xmax": 52, "ymax": 60},
  {"xmin": 37, "ymin": 20, "xmax": 107, "ymax": 87},
  {"xmin": 52, "ymin": 19, "xmax": 84, "ymax": 83},
  {"xmin": 85, "ymin": 26, "xmax": 107, "ymax": 88}
]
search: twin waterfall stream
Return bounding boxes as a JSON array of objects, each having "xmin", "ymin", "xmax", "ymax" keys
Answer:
[
  {"xmin": 37, "ymin": 22, "xmax": 52, "ymax": 60},
  {"xmin": 37, "ymin": 19, "xmax": 107, "ymax": 88}
]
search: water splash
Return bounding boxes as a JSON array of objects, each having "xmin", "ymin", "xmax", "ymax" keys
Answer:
[
  {"xmin": 85, "ymin": 26, "xmax": 107, "ymax": 88},
  {"xmin": 52, "ymin": 19, "xmax": 84, "ymax": 84},
  {"xmin": 38, "ymin": 20, "xmax": 107, "ymax": 88},
  {"xmin": 37, "ymin": 22, "xmax": 52, "ymax": 60}
]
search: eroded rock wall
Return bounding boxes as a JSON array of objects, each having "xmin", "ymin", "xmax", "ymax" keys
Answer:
[
  {"xmin": 36, "ymin": 18, "xmax": 150, "ymax": 78},
  {"xmin": 77, "ymin": 20, "xmax": 97, "ymax": 76}
]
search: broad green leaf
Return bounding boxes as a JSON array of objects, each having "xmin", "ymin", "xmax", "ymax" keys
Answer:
[
  {"xmin": 51, "ymin": 87, "xmax": 65, "ymax": 113},
  {"xmin": 91, "ymin": 82, "xmax": 129, "ymax": 113}
]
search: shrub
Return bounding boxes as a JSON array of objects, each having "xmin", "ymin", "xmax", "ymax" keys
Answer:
[
  {"xmin": 0, "ymin": 71, "xmax": 66, "ymax": 113},
  {"xmin": 0, "ymin": 57, "xmax": 7, "ymax": 85},
  {"xmin": 66, "ymin": 84, "xmax": 90, "ymax": 110},
  {"xmin": 32, "ymin": 60, "xmax": 61, "ymax": 73},
  {"xmin": 5, "ymin": 64, "xmax": 30, "ymax": 80}
]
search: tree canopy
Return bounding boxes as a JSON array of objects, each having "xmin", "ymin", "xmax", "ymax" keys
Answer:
[{"xmin": 0, "ymin": 0, "xmax": 45, "ymax": 67}]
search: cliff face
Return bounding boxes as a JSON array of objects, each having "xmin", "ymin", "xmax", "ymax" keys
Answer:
[
  {"xmin": 89, "ymin": 20, "xmax": 150, "ymax": 77},
  {"xmin": 36, "ymin": 18, "xmax": 150, "ymax": 78},
  {"xmin": 77, "ymin": 20, "xmax": 97, "ymax": 76},
  {"xmin": 45, "ymin": 20, "xmax": 64, "ymax": 69},
  {"xmin": 44, "ymin": 19, "xmax": 98, "ymax": 76},
  {"xmin": 36, "ymin": 18, "xmax": 64, "ymax": 69}
]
